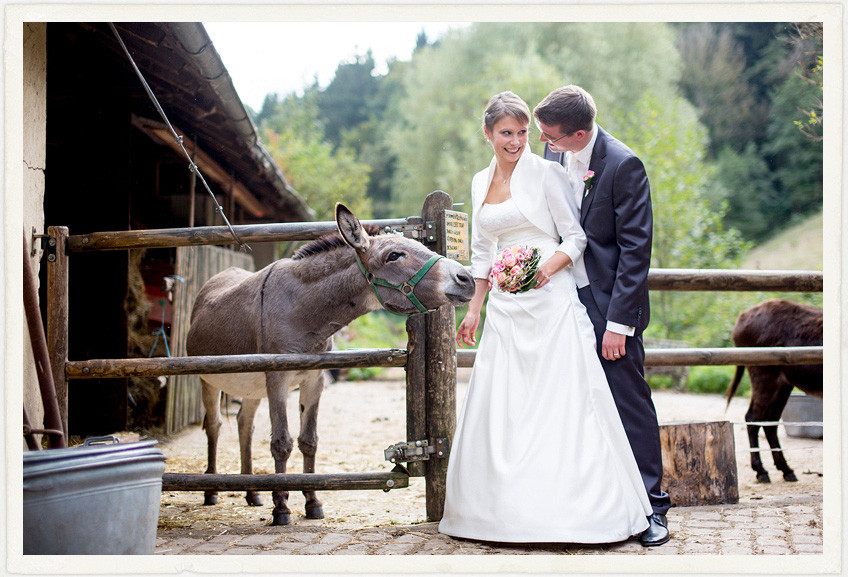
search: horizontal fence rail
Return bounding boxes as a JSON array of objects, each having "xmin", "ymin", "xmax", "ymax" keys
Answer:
[
  {"xmin": 66, "ymin": 349, "xmax": 407, "ymax": 379},
  {"xmin": 456, "ymin": 346, "xmax": 823, "ymax": 369},
  {"xmin": 67, "ymin": 346, "xmax": 822, "ymax": 378},
  {"xmin": 66, "ymin": 218, "xmax": 423, "ymax": 252},
  {"xmin": 161, "ymin": 471, "xmax": 409, "ymax": 492},
  {"xmin": 647, "ymin": 269, "xmax": 822, "ymax": 292}
]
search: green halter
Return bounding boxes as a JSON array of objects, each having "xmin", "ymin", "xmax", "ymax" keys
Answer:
[{"xmin": 354, "ymin": 252, "xmax": 443, "ymax": 316}]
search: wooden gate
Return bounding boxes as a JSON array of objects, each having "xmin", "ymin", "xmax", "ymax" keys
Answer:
[{"xmin": 44, "ymin": 191, "xmax": 463, "ymax": 520}]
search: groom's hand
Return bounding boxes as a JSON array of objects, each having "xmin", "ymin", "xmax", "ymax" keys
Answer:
[{"xmin": 602, "ymin": 330, "xmax": 627, "ymax": 361}]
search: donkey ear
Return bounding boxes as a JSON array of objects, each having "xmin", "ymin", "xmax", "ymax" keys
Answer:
[{"xmin": 336, "ymin": 203, "xmax": 370, "ymax": 251}]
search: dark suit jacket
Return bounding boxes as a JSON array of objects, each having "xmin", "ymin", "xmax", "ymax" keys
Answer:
[{"xmin": 544, "ymin": 126, "xmax": 653, "ymax": 334}]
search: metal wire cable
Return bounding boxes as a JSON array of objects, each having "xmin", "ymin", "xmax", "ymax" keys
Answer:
[{"xmin": 108, "ymin": 23, "xmax": 250, "ymax": 253}]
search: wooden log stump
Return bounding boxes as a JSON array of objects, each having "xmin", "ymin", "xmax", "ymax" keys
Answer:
[{"xmin": 659, "ymin": 420, "xmax": 739, "ymax": 506}]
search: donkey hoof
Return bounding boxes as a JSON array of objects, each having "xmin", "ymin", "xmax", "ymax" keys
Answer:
[
  {"xmin": 204, "ymin": 493, "xmax": 219, "ymax": 506},
  {"xmin": 271, "ymin": 511, "xmax": 291, "ymax": 526},
  {"xmin": 783, "ymin": 471, "xmax": 798, "ymax": 482},
  {"xmin": 246, "ymin": 492, "xmax": 263, "ymax": 506},
  {"xmin": 756, "ymin": 473, "xmax": 771, "ymax": 483},
  {"xmin": 305, "ymin": 505, "xmax": 324, "ymax": 520}
]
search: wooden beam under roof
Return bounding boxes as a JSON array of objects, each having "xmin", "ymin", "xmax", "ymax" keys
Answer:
[{"xmin": 132, "ymin": 114, "xmax": 267, "ymax": 218}]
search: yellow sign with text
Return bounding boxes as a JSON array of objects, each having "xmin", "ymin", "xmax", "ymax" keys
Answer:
[{"xmin": 444, "ymin": 210, "xmax": 469, "ymax": 262}]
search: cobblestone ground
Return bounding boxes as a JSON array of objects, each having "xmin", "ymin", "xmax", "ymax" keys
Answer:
[
  {"xmin": 152, "ymin": 374, "xmax": 830, "ymax": 567},
  {"xmin": 155, "ymin": 496, "xmax": 824, "ymax": 556}
]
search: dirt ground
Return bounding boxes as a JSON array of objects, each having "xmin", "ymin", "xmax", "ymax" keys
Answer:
[{"xmin": 150, "ymin": 368, "xmax": 824, "ymax": 532}]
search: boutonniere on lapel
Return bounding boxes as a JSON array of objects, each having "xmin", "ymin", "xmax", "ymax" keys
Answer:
[{"xmin": 582, "ymin": 170, "xmax": 595, "ymax": 198}]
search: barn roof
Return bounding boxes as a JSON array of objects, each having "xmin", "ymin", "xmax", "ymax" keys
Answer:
[{"xmin": 98, "ymin": 22, "xmax": 314, "ymax": 223}]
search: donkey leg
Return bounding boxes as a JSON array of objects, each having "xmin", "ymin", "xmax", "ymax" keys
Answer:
[
  {"xmin": 745, "ymin": 368, "xmax": 776, "ymax": 483},
  {"xmin": 763, "ymin": 424, "xmax": 797, "ymax": 482},
  {"xmin": 298, "ymin": 372, "xmax": 326, "ymax": 519},
  {"xmin": 766, "ymin": 379, "xmax": 797, "ymax": 481},
  {"xmin": 745, "ymin": 400, "xmax": 771, "ymax": 483},
  {"xmin": 746, "ymin": 420, "xmax": 770, "ymax": 483},
  {"xmin": 237, "ymin": 397, "xmax": 264, "ymax": 506},
  {"xmin": 266, "ymin": 372, "xmax": 294, "ymax": 526},
  {"xmin": 201, "ymin": 381, "xmax": 223, "ymax": 505}
]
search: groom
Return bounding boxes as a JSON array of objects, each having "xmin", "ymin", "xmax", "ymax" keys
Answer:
[{"xmin": 533, "ymin": 85, "xmax": 671, "ymax": 546}]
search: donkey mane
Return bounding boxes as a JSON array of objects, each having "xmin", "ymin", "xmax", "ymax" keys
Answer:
[{"xmin": 292, "ymin": 224, "xmax": 382, "ymax": 261}]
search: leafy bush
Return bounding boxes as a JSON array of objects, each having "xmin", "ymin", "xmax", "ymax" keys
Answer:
[
  {"xmin": 648, "ymin": 365, "xmax": 751, "ymax": 397},
  {"xmin": 646, "ymin": 374, "xmax": 675, "ymax": 391},
  {"xmin": 334, "ymin": 311, "xmax": 408, "ymax": 380},
  {"xmin": 686, "ymin": 365, "xmax": 750, "ymax": 396},
  {"xmin": 345, "ymin": 366, "xmax": 383, "ymax": 381}
]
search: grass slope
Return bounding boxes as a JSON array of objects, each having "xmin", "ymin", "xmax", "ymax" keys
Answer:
[{"xmin": 742, "ymin": 211, "xmax": 823, "ymax": 271}]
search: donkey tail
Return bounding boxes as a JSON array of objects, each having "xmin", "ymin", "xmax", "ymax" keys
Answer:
[{"xmin": 724, "ymin": 365, "xmax": 746, "ymax": 411}]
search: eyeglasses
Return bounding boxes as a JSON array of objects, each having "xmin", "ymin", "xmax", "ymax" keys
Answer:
[{"xmin": 541, "ymin": 131, "xmax": 570, "ymax": 144}]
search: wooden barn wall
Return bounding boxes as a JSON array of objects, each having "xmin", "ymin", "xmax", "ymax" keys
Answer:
[{"xmin": 167, "ymin": 245, "xmax": 255, "ymax": 434}]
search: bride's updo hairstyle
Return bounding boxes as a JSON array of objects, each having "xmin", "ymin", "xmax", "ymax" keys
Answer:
[{"xmin": 482, "ymin": 91, "xmax": 531, "ymax": 135}]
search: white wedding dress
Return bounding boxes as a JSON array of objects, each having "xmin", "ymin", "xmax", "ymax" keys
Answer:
[{"xmin": 439, "ymin": 198, "xmax": 651, "ymax": 543}]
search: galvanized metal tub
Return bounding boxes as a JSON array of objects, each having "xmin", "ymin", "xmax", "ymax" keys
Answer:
[
  {"xmin": 782, "ymin": 393, "xmax": 824, "ymax": 439},
  {"xmin": 23, "ymin": 437, "xmax": 165, "ymax": 555}
]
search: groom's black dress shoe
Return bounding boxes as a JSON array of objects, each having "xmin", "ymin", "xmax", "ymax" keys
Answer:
[{"xmin": 640, "ymin": 513, "xmax": 670, "ymax": 547}]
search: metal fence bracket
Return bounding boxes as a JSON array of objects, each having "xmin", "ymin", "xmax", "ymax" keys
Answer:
[{"xmin": 384, "ymin": 438, "xmax": 447, "ymax": 463}]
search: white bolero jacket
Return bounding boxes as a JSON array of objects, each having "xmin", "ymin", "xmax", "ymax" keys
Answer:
[{"xmin": 469, "ymin": 147, "xmax": 589, "ymax": 286}]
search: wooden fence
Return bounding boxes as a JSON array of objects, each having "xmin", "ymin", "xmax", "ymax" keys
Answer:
[
  {"xmin": 42, "ymin": 191, "xmax": 823, "ymax": 522},
  {"xmin": 45, "ymin": 192, "xmax": 459, "ymax": 520}
]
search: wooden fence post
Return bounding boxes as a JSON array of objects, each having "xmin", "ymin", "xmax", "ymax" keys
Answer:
[
  {"xmin": 421, "ymin": 191, "xmax": 457, "ymax": 521},
  {"xmin": 46, "ymin": 226, "xmax": 70, "ymax": 438},
  {"xmin": 405, "ymin": 314, "xmax": 427, "ymax": 478}
]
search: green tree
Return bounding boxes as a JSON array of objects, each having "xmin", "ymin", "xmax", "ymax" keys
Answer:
[
  {"xmin": 385, "ymin": 22, "xmax": 682, "ymax": 217},
  {"xmin": 713, "ymin": 143, "xmax": 775, "ymax": 241},
  {"xmin": 762, "ymin": 72, "xmax": 824, "ymax": 224},
  {"xmin": 676, "ymin": 23, "xmax": 767, "ymax": 155},
  {"xmin": 338, "ymin": 57, "xmax": 409, "ymax": 218},
  {"xmin": 674, "ymin": 22, "xmax": 823, "ymax": 242},
  {"xmin": 317, "ymin": 51, "xmax": 380, "ymax": 148},
  {"xmin": 613, "ymin": 94, "xmax": 752, "ymax": 346},
  {"xmin": 787, "ymin": 23, "xmax": 823, "ymax": 141},
  {"xmin": 260, "ymin": 91, "xmax": 372, "ymax": 221}
]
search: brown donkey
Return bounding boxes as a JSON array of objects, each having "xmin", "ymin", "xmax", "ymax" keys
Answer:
[
  {"xmin": 725, "ymin": 299, "xmax": 823, "ymax": 483},
  {"xmin": 186, "ymin": 204, "xmax": 475, "ymax": 525}
]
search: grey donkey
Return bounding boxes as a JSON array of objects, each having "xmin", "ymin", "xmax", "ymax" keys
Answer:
[{"xmin": 186, "ymin": 203, "xmax": 476, "ymax": 525}]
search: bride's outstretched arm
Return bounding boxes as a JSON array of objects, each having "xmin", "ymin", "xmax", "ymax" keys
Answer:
[{"xmin": 456, "ymin": 278, "xmax": 489, "ymax": 347}]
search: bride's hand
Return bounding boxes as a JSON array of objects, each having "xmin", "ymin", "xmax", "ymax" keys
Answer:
[
  {"xmin": 534, "ymin": 253, "xmax": 572, "ymax": 290},
  {"xmin": 534, "ymin": 268, "xmax": 551, "ymax": 289},
  {"xmin": 534, "ymin": 261, "xmax": 555, "ymax": 289},
  {"xmin": 456, "ymin": 312, "xmax": 480, "ymax": 347}
]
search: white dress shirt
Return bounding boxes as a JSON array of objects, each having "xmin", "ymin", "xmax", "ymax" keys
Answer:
[{"xmin": 566, "ymin": 125, "xmax": 598, "ymax": 209}]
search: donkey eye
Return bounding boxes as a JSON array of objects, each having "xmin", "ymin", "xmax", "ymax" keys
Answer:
[{"xmin": 386, "ymin": 251, "xmax": 404, "ymax": 263}]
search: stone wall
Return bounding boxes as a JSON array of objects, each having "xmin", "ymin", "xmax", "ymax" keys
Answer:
[{"xmin": 22, "ymin": 23, "xmax": 47, "ymax": 446}]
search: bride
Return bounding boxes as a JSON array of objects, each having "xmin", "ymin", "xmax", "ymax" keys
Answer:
[{"xmin": 438, "ymin": 91, "xmax": 651, "ymax": 544}]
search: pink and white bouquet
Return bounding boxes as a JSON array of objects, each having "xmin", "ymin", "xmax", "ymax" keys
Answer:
[{"xmin": 489, "ymin": 245, "xmax": 542, "ymax": 293}]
